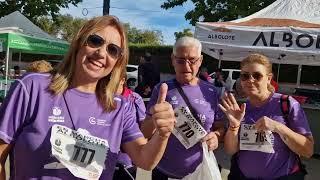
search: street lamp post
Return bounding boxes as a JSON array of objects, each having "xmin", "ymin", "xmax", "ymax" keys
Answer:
[{"xmin": 103, "ymin": 0, "xmax": 110, "ymax": 15}]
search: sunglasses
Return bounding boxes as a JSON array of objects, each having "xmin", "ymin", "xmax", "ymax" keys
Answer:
[
  {"xmin": 86, "ymin": 34, "xmax": 123, "ymax": 60},
  {"xmin": 174, "ymin": 56, "xmax": 201, "ymax": 65},
  {"xmin": 240, "ymin": 72, "xmax": 264, "ymax": 81}
]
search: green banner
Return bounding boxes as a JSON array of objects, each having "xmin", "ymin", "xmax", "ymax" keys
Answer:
[{"xmin": 8, "ymin": 33, "xmax": 69, "ymax": 55}]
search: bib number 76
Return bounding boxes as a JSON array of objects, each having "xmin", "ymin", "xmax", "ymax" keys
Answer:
[{"xmin": 255, "ymin": 132, "xmax": 267, "ymax": 143}]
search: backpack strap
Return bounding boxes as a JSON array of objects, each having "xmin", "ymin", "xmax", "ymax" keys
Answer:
[
  {"xmin": 280, "ymin": 94, "xmax": 290, "ymax": 122},
  {"xmin": 280, "ymin": 94, "xmax": 308, "ymax": 175}
]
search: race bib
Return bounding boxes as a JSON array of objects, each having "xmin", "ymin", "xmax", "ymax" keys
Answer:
[
  {"xmin": 173, "ymin": 106, "xmax": 207, "ymax": 149},
  {"xmin": 239, "ymin": 124, "xmax": 275, "ymax": 153},
  {"xmin": 50, "ymin": 124, "xmax": 109, "ymax": 180}
]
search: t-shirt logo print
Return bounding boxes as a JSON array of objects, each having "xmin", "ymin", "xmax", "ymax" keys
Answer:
[
  {"xmin": 53, "ymin": 107, "xmax": 62, "ymax": 116},
  {"xmin": 48, "ymin": 106, "xmax": 65, "ymax": 123},
  {"xmin": 170, "ymin": 96, "xmax": 178, "ymax": 105},
  {"xmin": 88, "ymin": 116, "xmax": 111, "ymax": 127},
  {"xmin": 55, "ymin": 139, "xmax": 61, "ymax": 146}
]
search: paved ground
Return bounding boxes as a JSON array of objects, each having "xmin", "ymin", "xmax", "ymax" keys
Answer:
[
  {"xmin": 135, "ymin": 146, "xmax": 320, "ymax": 180},
  {"xmin": 4, "ymin": 146, "xmax": 319, "ymax": 179}
]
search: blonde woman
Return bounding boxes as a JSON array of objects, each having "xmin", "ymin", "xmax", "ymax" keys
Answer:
[
  {"xmin": 220, "ymin": 54, "xmax": 314, "ymax": 179},
  {"xmin": 26, "ymin": 60, "xmax": 53, "ymax": 73},
  {"xmin": 0, "ymin": 15, "xmax": 175, "ymax": 180}
]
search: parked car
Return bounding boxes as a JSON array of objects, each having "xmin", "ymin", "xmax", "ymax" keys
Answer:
[
  {"xmin": 209, "ymin": 68, "xmax": 241, "ymax": 91},
  {"xmin": 126, "ymin": 64, "xmax": 138, "ymax": 90}
]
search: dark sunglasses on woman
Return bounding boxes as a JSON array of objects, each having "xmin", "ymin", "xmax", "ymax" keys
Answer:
[
  {"xmin": 240, "ymin": 72, "xmax": 264, "ymax": 81},
  {"xmin": 86, "ymin": 34, "xmax": 123, "ymax": 60}
]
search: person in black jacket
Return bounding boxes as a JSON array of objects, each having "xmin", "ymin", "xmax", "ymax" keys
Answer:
[{"xmin": 138, "ymin": 53, "xmax": 160, "ymax": 90}]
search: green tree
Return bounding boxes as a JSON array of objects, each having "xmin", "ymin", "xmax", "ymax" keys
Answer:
[
  {"xmin": 56, "ymin": 15, "xmax": 87, "ymax": 42},
  {"xmin": 161, "ymin": 0, "xmax": 276, "ymax": 25},
  {"xmin": 38, "ymin": 14, "xmax": 87, "ymax": 42},
  {"xmin": 0, "ymin": 0, "xmax": 82, "ymax": 25},
  {"xmin": 174, "ymin": 28, "xmax": 193, "ymax": 40},
  {"xmin": 38, "ymin": 17, "xmax": 58, "ymax": 35},
  {"xmin": 124, "ymin": 24, "xmax": 163, "ymax": 45}
]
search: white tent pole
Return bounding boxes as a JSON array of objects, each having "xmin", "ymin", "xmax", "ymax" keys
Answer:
[
  {"xmin": 4, "ymin": 47, "xmax": 9, "ymax": 97},
  {"xmin": 297, "ymin": 64, "xmax": 302, "ymax": 87},
  {"xmin": 276, "ymin": 54, "xmax": 286, "ymax": 83},
  {"xmin": 277, "ymin": 63, "xmax": 280, "ymax": 83},
  {"xmin": 218, "ymin": 49, "xmax": 222, "ymax": 68}
]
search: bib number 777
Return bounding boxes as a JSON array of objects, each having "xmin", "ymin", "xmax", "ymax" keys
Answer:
[
  {"xmin": 71, "ymin": 145, "xmax": 96, "ymax": 165},
  {"xmin": 50, "ymin": 124, "xmax": 109, "ymax": 180}
]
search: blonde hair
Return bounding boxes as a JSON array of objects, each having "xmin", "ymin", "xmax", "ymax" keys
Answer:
[
  {"xmin": 240, "ymin": 53, "xmax": 275, "ymax": 92},
  {"xmin": 49, "ymin": 15, "xmax": 129, "ymax": 112},
  {"xmin": 26, "ymin": 60, "xmax": 53, "ymax": 73}
]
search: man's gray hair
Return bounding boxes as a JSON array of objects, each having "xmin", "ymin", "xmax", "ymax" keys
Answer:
[{"xmin": 173, "ymin": 36, "xmax": 202, "ymax": 56}]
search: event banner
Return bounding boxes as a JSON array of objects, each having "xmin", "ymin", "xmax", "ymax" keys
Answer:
[
  {"xmin": 195, "ymin": 22, "xmax": 320, "ymax": 55},
  {"xmin": 8, "ymin": 33, "xmax": 69, "ymax": 55}
]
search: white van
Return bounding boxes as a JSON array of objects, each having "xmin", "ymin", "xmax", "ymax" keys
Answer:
[
  {"xmin": 209, "ymin": 69, "xmax": 241, "ymax": 91},
  {"xmin": 126, "ymin": 64, "xmax": 138, "ymax": 90}
]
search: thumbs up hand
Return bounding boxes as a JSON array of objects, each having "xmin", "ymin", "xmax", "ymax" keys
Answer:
[{"xmin": 150, "ymin": 83, "xmax": 176, "ymax": 139}]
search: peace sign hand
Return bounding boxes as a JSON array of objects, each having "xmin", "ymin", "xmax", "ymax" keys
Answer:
[{"xmin": 218, "ymin": 92, "xmax": 246, "ymax": 127}]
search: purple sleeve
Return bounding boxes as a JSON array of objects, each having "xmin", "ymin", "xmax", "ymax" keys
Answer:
[
  {"xmin": 288, "ymin": 96, "xmax": 312, "ymax": 136},
  {"xmin": 146, "ymin": 85, "xmax": 160, "ymax": 116},
  {"xmin": 132, "ymin": 92, "xmax": 146, "ymax": 123},
  {"xmin": 0, "ymin": 80, "xmax": 30, "ymax": 143},
  {"xmin": 121, "ymin": 100, "xmax": 144, "ymax": 144}
]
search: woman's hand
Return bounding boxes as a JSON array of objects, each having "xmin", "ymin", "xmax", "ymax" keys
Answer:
[
  {"xmin": 218, "ymin": 93, "xmax": 246, "ymax": 127},
  {"xmin": 255, "ymin": 116, "xmax": 282, "ymax": 132},
  {"xmin": 150, "ymin": 83, "xmax": 176, "ymax": 139}
]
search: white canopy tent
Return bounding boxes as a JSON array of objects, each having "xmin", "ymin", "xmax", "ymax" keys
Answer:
[{"xmin": 195, "ymin": 0, "xmax": 320, "ymax": 86}]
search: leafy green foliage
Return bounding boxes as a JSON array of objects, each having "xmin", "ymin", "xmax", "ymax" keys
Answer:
[
  {"xmin": 38, "ymin": 14, "xmax": 87, "ymax": 42},
  {"xmin": 38, "ymin": 17, "xmax": 163, "ymax": 44},
  {"xmin": 0, "ymin": 0, "xmax": 83, "ymax": 25},
  {"xmin": 124, "ymin": 24, "xmax": 163, "ymax": 45},
  {"xmin": 174, "ymin": 28, "xmax": 193, "ymax": 40},
  {"xmin": 161, "ymin": 0, "xmax": 276, "ymax": 25}
]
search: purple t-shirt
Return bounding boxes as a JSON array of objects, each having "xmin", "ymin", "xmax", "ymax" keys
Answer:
[
  {"xmin": 238, "ymin": 93, "xmax": 312, "ymax": 179},
  {"xmin": 0, "ymin": 73, "xmax": 143, "ymax": 180},
  {"xmin": 117, "ymin": 91, "xmax": 146, "ymax": 167},
  {"xmin": 146, "ymin": 79, "xmax": 224, "ymax": 178}
]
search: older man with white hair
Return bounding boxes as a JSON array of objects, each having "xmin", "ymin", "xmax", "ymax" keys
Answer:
[{"xmin": 141, "ymin": 36, "xmax": 225, "ymax": 179}]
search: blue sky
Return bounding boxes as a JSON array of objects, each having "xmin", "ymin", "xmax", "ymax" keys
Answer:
[{"xmin": 60, "ymin": 0, "xmax": 195, "ymax": 45}]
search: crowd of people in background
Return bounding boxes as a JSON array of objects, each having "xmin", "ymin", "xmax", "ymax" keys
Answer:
[
  {"xmin": 0, "ymin": 14, "xmax": 314, "ymax": 180},
  {"xmin": 0, "ymin": 60, "xmax": 53, "ymax": 79}
]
